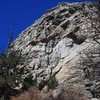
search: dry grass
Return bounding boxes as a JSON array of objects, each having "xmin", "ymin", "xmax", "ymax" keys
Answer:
[
  {"xmin": 10, "ymin": 86, "xmax": 89, "ymax": 100},
  {"xmin": 56, "ymin": 89, "xmax": 89, "ymax": 100},
  {"xmin": 41, "ymin": 86, "xmax": 89, "ymax": 100},
  {"xmin": 10, "ymin": 86, "xmax": 40, "ymax": 100}
]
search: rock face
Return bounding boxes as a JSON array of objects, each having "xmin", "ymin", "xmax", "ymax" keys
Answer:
[{"xmin": 12, "ymin": 2, "xmax": 100, "ymax": 99}]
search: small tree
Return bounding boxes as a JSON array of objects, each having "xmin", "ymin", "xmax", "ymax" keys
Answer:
[
  {"xmin": 0, "ymin": 49, "xmax": 24, "ymax": 99},
  {"xmin": 0, "ymin": 49, "xmax": 23, "ymax": 88},
  {"xmin": 0, "ymin": 28, "xmax": 24, "ymax": 99}
]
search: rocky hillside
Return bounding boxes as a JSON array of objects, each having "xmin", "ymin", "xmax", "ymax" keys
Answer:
[{"xmin": 11, "ymin": 2, "xmax": 100, "ymax": 100}]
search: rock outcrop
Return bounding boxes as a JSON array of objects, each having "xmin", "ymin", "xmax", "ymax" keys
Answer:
[{"xmin": 11, "ymin": 2, "xmax": 100, "ymax": 99}]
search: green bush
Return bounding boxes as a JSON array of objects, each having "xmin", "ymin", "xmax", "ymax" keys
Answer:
[
  {"xmin": 0, "ymin": 49, "xmax": 23, "ymax": 88},
  {"xmin": 47, "ymin": 74, "xmax": 58, "ymax": 89},
  {"xmin": 0, "ymin": 49, "xmax": 24, "ymax": 100},
  {"xmin": 0, "ymin": 48, "xmax": 37, "ymax": 99},
  {"xmin": 22, "ymin": 74, "xmax": 37, "ymax": 90}
]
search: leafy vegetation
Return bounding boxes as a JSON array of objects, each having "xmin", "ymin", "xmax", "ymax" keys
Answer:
[
  {"xmin": 47, "ymin": 74, "xmax": 58, "ymax": 89},
  {"xmin": 0, "ymin": 48, "xmax": 24, "ymax": 99},
  {"xmin": 22, "ymin": 73, "xmax": 37, "ymax": 91},
  {"xmin": 0, "ymin": 50, "xmax": 23, "ymax": 88}
]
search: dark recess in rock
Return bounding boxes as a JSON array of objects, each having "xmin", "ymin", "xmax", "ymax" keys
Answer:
[
  {"xmin": 46, "ymin": 15, "xmax": 54, "ymax": 21},
  {"xmin": 61, "ymin": 21, "xmax": 70, "ymax": 30},
  {"xmin": 52, "ymin": 19, "xmax": 61, "ymax": 26},
  {"xmin": 40, "ymin": 38, "xmax": 48, "ymax": 43},
  {"xmin": 74, "ymin": 26, "xmax": 80, "ymax": 33},
  {"xmin": 29, "ymin": 40, "xmax": 37, "ymax": 46},
  {"xmin": 67, "ymin": 32, "xmax": 77, "ymax": 40},
  {"xmin": 64, "ymin": 13, "xmax": 71, "ymax": 18},
  {"xmin": 68, "ymin": 8, "xmax": 76, "ymax": 14},
  {"xmin": 75, "ymin": 37, "xmax": 86, "ymax": 44},
  {"xmin": 59, "ymin": 8, "xmax": 67, "ymax": 14},
  {"xmin": 67, "ymin": 32, "xmax": 86, "ymax": 45},
  {"xmin": 56, "ymin": 15, "xmax": 63, "ymax": 19}
]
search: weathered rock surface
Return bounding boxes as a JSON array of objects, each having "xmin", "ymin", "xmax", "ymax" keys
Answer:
[{"xmin": 11, "ymin": 2, "xmax": 100, "ymax": 99}]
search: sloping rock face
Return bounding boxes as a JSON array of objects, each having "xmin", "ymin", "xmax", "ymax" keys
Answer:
[{"xmin": 12, "ymin": 2, "xmax": 100, "ymax": 99}]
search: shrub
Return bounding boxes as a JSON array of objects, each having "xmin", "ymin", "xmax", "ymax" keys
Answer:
[
  {"xmin": 47, "ymin": 74, "xmax": 58, "ymax": 89},
  {"xmin": 0, "ymin": 49, "xmax": 23, "ymax": 88},
  {"xmin": 0, "ymin": 49, "xmax": 23, "ymax": 99},
  {"xmin": 22, "ymin": 74, "xmax": 37, "ymax": 91},
  {"xmin": 0, "ymin": 48, "xmax": 37, "ymax": 99}
]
